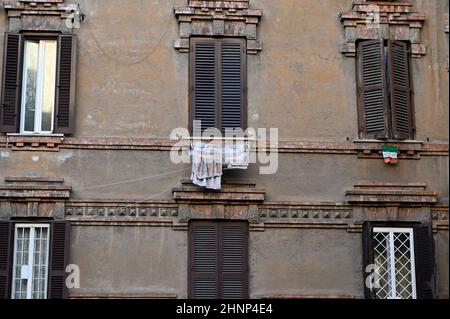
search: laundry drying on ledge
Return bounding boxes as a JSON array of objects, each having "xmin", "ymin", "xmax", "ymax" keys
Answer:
[{"xmin": 190, "ymin": 142, "xmax": 250, "ymax": 190}]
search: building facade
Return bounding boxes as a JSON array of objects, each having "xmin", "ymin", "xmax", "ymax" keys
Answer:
[{"xmin": 0, "ymin": 0, "xmax": 448, "ymax": 299}]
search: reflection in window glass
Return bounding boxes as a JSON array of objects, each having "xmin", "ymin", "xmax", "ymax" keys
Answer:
[{"xmin": 21, "ymin": 39, "xmax": 57, "ymax": 133}]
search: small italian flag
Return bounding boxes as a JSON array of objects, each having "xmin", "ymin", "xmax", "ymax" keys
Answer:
[{"xmin": 382, "ymin": 145, "xmax": 399, "ymax": 164}]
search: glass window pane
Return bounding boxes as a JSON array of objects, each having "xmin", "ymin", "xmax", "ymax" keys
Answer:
[
  {"xmin": 41, "ymin": 40, "xmax": 57, "ymax": 132},
  {"xmin": 23, "ymin": 41, "xmax": 39, "ymax": 132}
]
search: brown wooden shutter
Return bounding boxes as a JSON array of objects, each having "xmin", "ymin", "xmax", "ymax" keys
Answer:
[
  {"xmin": 357, "ymin": 40, "xmax": 389, "ymax": 139},
  {"xmin": 54, "ymin": 34, "xmax": 77, "ymax": 135},
  {"xmin": 388, "ymin": 40, "xmax": 414, "ymax": 140},
  {"xmin": 48, "ymin": 221, "xmax": 70, "ymax": 299},
  {"xmin": 221, "ymin": 39, "xmax": 247, "ymax": 132},
  {"xmin": 414, "ymin": 223, "xmax": 436, "ymax": 299},
  {"xmin": 1, "ymin": 33, "xmax": 22, "ymax": 133},
  {"xmin": 189, "ymin": 221, "xmax": 219, "ymax": 299},
  {"xmin": 0, "ymin": 221, "xmax": 13, "ymax": 299},
  {"xmin": 190, "ymin": 39, "xmax": 218, "ymax": 134},
  {"xmin": 362, "ymin": 221, "xmax": 375, "ymax": 299},
  {"xmin": 219, "ymin": 221, "xmax": 249, "ymax": 299}
]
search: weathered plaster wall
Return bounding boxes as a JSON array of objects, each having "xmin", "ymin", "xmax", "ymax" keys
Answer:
[
  {"xmin": 0, "ymin": 0, "xmax": 447, "ymax": 299},
  {"xmin": 249, "ymin": 228, "xmax": 363, "ymax": 298},
  {"xmin": 0, "ymin": 150, "xmax": 447, "ymax": 203},
  {"xmin": 69, "ymin": 225, "xmax": 188, "ymax": 298},
  {"xmin": 67, "ymin": 226, "xmax": 449, "ymax": 299},
  {"xmin": 1, "ymin": 0, "xmax": 446, "ymax": 141}
]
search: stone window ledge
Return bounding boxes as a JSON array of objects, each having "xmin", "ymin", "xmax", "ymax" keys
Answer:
[
  {"xmin": 5, "ymin": 133, "xmax": 64, "ymax": 151},
  {"xmin": 353, "ymin": 139, "xmax": 423, "ymax": 159}
]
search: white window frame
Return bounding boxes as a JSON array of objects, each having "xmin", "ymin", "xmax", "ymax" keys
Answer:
[
  {"xmin": 373, "ymin": 227, "xmax": 417, "ymax": 299},
  {"xmin": 20, "ymin": 39, "xmax": 57, "ymax": 135},
  {"xmin": 11, "ymin": 223, "xmax": 50, "ymax": 300}
]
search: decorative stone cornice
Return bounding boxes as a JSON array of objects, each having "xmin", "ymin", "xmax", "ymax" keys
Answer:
[
  {"xmin": 174, "ymin": 0, "xmax": 263, "ymax": 54},
  {"xmin": 340, "ymin": 1, "xmax": 426, "ymax": 58},
  {"xmin": 172, "ymin": 180, "xmax": 265, "ymax": 204},
  {"xmin": 0, "ymin": 177, "xmax": 71, "ymax": 220},
  {"xmin": 2, "ymin": 0, "xmax": 83, "ymax": 33},
  {"xmin": 1, "ymin": 136, "xmax": 447, "ymax": 157},
  {"xmin": 65, "ymin": 201, "xmax": 179, "ymax": 220},
  {"xmin": 5, "ymin": 134, "xmax": 64, "ymax": 151},
  {"xmin": 346, "ymin": 182, "xmax": 438, "ymax": 205},
  {"xmin": 0, "ymin": 176, "xmax": 71, "ymax": 199}
]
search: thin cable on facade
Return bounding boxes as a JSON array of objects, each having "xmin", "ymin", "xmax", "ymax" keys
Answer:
[{"xmin": 73, "ymin": 166, "xmax": 189, "ymax": 191}]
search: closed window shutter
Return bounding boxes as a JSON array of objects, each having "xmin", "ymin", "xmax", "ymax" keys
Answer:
[
  {"xmin": 191, "ymin": 40, "xmax": 217, "ymax": 134},
  {"xmin": 54, "ymin": 34, "xmax": 77, "ymax": 135},
  {"xmin": 388, "ymin": 40, "xmax": 414, "ymax": 140},
  {"xmin": 219, "ymin": 222, "xmax": 249, "ymax": 299},
  {"xmin": 0, "ymin": 221, "xmax": 13, "ymax": 299},
  {"xmin": 221, "ymin": 39, "xmax": 246, "ymax": 132},
  {"xmin": 48, "ymin": 221, "xmax": 70, "ymax": 299},
  {"xmin": 1, "ymin": 33, "xmax": 22, "ymax": 133},
  {"xmin": 362, "ymin": 221, "xmax": 375, "ymax": 299},
  {"xmin": 189, "ymin": 221, "xmax": 219, "ymax": 299},
  {"xmin": 357, "ymin": 40, "xmax": 389, "ymax": 139},
  {"xmin": 414, "ymin": 223, "xmax": 436, "ymax": 299}
]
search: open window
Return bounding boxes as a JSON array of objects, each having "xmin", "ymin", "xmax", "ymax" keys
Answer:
[{"xmin": 1, "ymin": 33, "xmax": 77, "ymax": 135}]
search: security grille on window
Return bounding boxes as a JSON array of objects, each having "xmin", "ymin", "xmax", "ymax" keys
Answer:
[
  {"xmin": 0, "ymin": 221, "xmax": 71, "ymax": 300},
  {"xmin": 357, "ymin": 39, "xmax": 415, "ymax": 140},
  {"xmin": 0, "ymin": 33, "xmax": 77, "ymax": 135},
  {"xmin": 372, "ymin": 227, "xmax": 416, "ymax": 299},
  {"xmin": 363, "ymin": 223, "xmax": 436, "ymax": 299}
]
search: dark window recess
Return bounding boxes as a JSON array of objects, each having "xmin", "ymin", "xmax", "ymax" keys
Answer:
[
  {"xmin": 0, "ymin": 221, "xmax": 13, "ymax": 299},
  {"xmin": 362, "ymin": 222, "xmax": 436, "ymax": 299},
  {"xmin": 357, "ymin": 39, "xmax": 414, "ymax": 140},
  {"xmin": 0, "ymin": 33, "xmax": 77, "ymax": 134},
  {"xmin": 189, "ymin": 38, "xmax": 247, "ymax": 134},
  {"xmin": 189, "ymin": 220, "xmax": 249, "ymax": 299},
  {"xmin": 0, "ymin": 220, "xmax": 70, "ymax": 300},
  {"xmin": 414, "ymin": 223, "xmax": 436, "ymax": 299}
]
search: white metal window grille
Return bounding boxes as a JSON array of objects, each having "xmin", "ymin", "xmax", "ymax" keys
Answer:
[
  {"xmin": 373, "ymin": 227, "xmax": 417, "ymax": 299},
  {"xmin": 11, "ymin": 224, "xmax": 50, "ymax": 299}
]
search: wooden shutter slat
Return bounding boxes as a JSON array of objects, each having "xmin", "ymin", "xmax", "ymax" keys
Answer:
[
  {"xmin": 219, "ymin": 222, "xmax": 249, "ymax": 299},
  {"xmin": 54, "ymin": 34, "xmax": 77, "ymax": 134},
  {"xmin": 0, "ymin": 221, "xmax": 13, "ymax": 299},
  {"xmin": 48, "ymin": 221, "xmax": 70, "ymax": 299},
  {"xmin": 414, "ymin": 223, "xmax": 436, "ymax": 299},
  {"xmin": 1, "ymin": 33, "xmax": 22, "ymax": 133},
  {"xmin": 191, "ymin": 40, "xmax": 217, "ymax": 133},
  {"xmin": 389, "ymin": 40, "xmax": 413, "ymax": 140},
  {"xmin": 221, "ymin": 40, "xmax": 246, "ymax": 132},
  {"xmin": 357, "ymin": 40, "xmax": 389, "ymax": 139},
  {"xmin": 362, "ymin": 221, "xmax": 375, "ymax": 299},
  {"xmin": 189, "ymin": 221, "xmax": 219, "ymax": 299}
]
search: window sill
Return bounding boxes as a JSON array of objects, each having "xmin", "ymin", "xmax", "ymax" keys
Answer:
[
  {"xmin": 5, "ymin": 134, "xmax": 64, "ymax": 152},
  {"xmin": 353, "ymin": 139, "xmax": 423, "ymax": 160}
]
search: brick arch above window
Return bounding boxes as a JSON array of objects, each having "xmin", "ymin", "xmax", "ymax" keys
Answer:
[
  {"xmin": 174, "ymin": 0, "xmax": 263, "ymax": 55},
  {"xmin": 340, "ymin": 1, "xmax": 426, "ymax": 58}
]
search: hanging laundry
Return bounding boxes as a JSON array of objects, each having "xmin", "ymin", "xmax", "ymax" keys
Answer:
[
  {"xmin": 191, "ymin": 142, "xmax": 223, "ymax": 190},
  {"xmin": 223, "ymin": 143, "xmax": 250, "ymax": 170},
  {"xmin": 382, "ymin": 145, "xmax": 399, "ymax": 164}
]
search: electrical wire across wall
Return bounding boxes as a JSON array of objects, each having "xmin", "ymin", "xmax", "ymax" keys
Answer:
[{"xmin": 73, "ymin": 166, "xmax": 190, "ymax": 192}]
